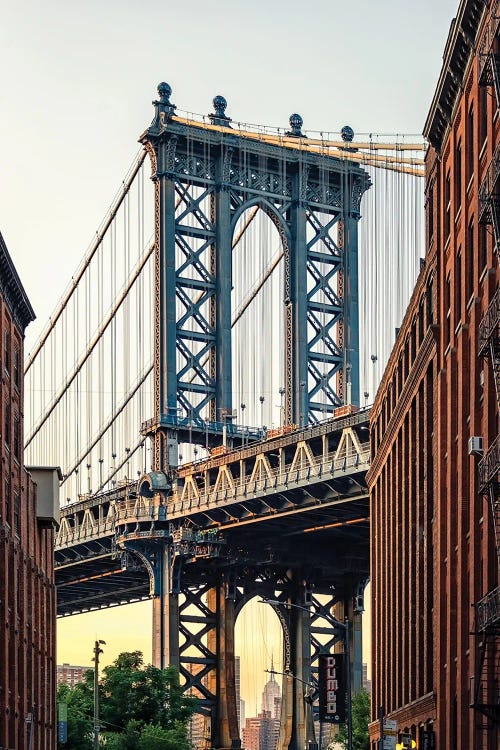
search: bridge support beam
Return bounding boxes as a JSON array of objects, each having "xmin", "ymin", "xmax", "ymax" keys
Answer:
[
  {"xmin": 215, "ymin": 150, "xmax": 233, "ymax": 423},
  {"xmin": 207, "ymin": 583, "xmax": 241, "ymax": 749},
  {"xmin": 289, "ymin": 173, "xmax": 308, "ymax": 427},
  {"xmin": 151, "ymin": 544, "xmax": 180, "ymax": 671},
  {"xmin": 343, "ymin": 213, "xmax": 360, "ymax": 406}
]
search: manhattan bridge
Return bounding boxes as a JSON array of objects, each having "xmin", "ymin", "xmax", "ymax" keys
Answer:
[{"xmin": 24, "ymin": 84, "xmax": 425, "ymax": 749}]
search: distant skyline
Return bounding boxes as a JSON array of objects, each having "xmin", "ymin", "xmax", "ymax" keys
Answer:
[{"xmin": 2, "ymin": 0, "xmax": 459, "ymax": 713}]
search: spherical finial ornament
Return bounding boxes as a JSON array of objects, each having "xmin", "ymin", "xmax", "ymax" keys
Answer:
[
  {"xmin": 341, "ymin": 125, "xmax": 355, "ymax": 142},
  {"xmin": 157, "ymin": 82, "xmax": 172, "ymax": 103},
  {"xmin": 213, "ymin": 95, "xmax": 227, "ymax": 116},
  {"xmin": 289, "ymin": 113, "xmax": 304, "ymax": 136}
]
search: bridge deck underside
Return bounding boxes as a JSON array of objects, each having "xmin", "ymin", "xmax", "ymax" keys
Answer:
[
  {"xmin": 56, "ymin": 416, "xmax": 370, "ymax": 616},
  {"xmin": 56, "ymin": 485, "xmax": 368, "ymax": 616}
]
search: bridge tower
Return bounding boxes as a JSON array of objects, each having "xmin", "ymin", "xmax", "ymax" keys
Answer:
[{"xmin": 137, "ymin": 83, "xmax": 370, "ymax": 750}]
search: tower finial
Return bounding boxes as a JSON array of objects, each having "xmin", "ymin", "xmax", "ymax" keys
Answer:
[
  {"xmin": 151, "ymin": 82, "xmax": 176, "ymax": 129},
  {"xmin": 209, "ymin": 95, "xmax": 232, "ymax": 127}
]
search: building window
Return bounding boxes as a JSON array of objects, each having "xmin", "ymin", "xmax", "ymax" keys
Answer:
[
  {"xmin": 467, "ymin": 219, "xmax": 474, "ymax": 299},
  {"xmin": 479, "ymin": 223, "xmax": 488, "ymax": 271},
  {"xmin": 445, "ymin": 273, "xmax": 451, "ymax": 344},
  {"xmin": 13, "ymin": 348, "xmax": 20, "ymax": 389},
  {"xmin": 4, "ymin": 330, "xmax": 10, "ymax": 373},
  {"xmin": 5, "ymin": 477, "xmax": 10, "ymax": 525},
  {"xmin": 445, "ymin": 171, "xmax": 451, "ymax": 239},
  {"xmin": 4, "ymin": 402, "xmax": 10, "ymax": 449},
  {"xmin": 456, "ymin": 248, "xmax": 462, "ymax": 323},
  {"xmin": 480, "ymin": 84, "xmax": 488, "ymax": 145},
  {"xmin": 13, "ymin": 414, "xmax": 20, "ymax": 461},
  {"xmin": 13, "ymin": 491, "xmax": 20, "ymax": 536},
  {"xmin": 427, "ymin": 278, "xmax": 434, "ymax": 324},
  {"xmin": 467, "ymin": 105, "xmax": 474, "ymax": 181},
  {"xmin": 428, "ymin": 184, "xmax": 434, "ymax": 242},
  {"xmin": 455, "ymin": 140, "xmax": 462, "ymax": 212}
]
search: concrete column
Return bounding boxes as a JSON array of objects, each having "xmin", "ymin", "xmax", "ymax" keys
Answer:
[{"xmin": 152, "ymin": 544, "xmax": 179, "ymax": 670}]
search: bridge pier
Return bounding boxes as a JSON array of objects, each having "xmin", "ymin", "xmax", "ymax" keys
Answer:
[
  {"xmin": 151, "ymin": 543, "xmax": 180, "ymax": 670},
  {"xmin": 207, "ymin": 583, "xmax": 241, "ymax": 750}
]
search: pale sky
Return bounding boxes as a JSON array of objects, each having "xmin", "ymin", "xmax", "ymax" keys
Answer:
[{"xmin": 1, "ymin": 0, "xmax": 459, "ymax": 711}]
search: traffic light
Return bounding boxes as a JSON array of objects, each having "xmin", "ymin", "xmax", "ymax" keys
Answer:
[{"xmin": 396, "ymin": 734, "xmax": 416, "ymax": 750}]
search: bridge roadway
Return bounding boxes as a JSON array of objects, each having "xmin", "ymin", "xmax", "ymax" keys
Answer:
[{"xmin": 55, "ymin": 409, "xmax": 371, "ymax": 616}]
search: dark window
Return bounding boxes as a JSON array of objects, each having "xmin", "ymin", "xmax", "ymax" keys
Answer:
[
  {"xmin": 427, "ymin": 278, "xmax": 434, "ymax": 324},
  {"xmin": 467, "ymin": 105, "xmax": 474, "ymax": 181},
  {"xmin": 13, "ymin": 349, "xmax": 20, "ymax": 389},
  {"xmin": 13, "ymin": 492, "xmax": 20, "ymax": 536},
  {"xmin": 13, "ymin": 415, "xmax": 20, "ymax": 461},
  {"xmin": 445, "ymin": 171, "xmax": 451, "ymax": 239},
  {"xmin": 467, "ymin": 219, "xmax": 474, "ymax": 299},
  {"xmin": 480, "ymin": 84, "xmax": 488, "ymax": 145},
  {"xmin": 455, "ymin": 140, "xmax": 462, "ymax": 212},
  {"xmin": 419, "ymin": 301, "xmax": 425, "ymax": 341},
  {"xmin": 479, "ymin": 223, "xmax": 488, "ymax": 270},
  {"xmin": 428, "ymin": 184, "xmax": 434, "ymax": 242},
  {"xmin": 445, "ymin": 273, "xmax": 451, "ymax": 344},
  {"xmin": 4, "ymin": 331, "xmax": 10, "ymax": 373},
  {"xmin": 17, "ymin": 563, "xmax": 22, "ymax": 611},
  {"xmin": 456, "ymin": 249, "xmax": 462, "ymax": 323},
  {"xmin": 5, "ymin": 477, "xmax": 10, "ymax": 525},
  {"xmin": 4, "ymin": 403, "xmax": 10, "ymax": 449}
]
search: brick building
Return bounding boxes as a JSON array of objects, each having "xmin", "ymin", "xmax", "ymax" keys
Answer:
[
  {"xmin": 367, "ymin": 1, "xmax": 499, "ymax": 747},
  {"xmin": 0, "ymin": 230, "xmax": 60, "ymax": 750},
  {"xmin": 56, "ymin": 663, "xmax": 92, "ymax": 687}
]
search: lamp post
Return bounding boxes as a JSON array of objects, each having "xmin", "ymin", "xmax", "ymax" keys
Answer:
[
  {"xmin": 93, "ymin": 639, "xmax": 106, "ymax": 750},
  {"xmin": 279, "ymin": 387, "xmax": 285, "ymax": 428},
  {"xmin": 264, "ymin": 668, "xmax": 318, "ymax": 750},
  {"xmin": 260, "ymin": 598, "xmax": 352, "ymax": 750}
]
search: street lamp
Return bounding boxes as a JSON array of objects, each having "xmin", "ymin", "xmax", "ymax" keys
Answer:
[
  {"xmin": 93, "ymin": 639, "xmax": 106, "ymax": 750},
  {"xmin": 264, "ymin": 668, "xmax": 317, "ymax": 750},
  {"xmin": 260, "ymin": 598, "xmax": 352, "ymax": 750}
]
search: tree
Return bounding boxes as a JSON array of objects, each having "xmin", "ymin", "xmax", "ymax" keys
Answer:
[
  {"xmin": 57, "ymin": 652, "xmax": 196, "ymax": 749},
  {"xmin": 100, "ymin": 651, "xmax": 196, "ymax": 731},
  {"xmin": 334, "ymin": 688, "xmax": 370, "ymax": 750},
  {"xmin": 57, "ymin": 674, "xmax": 94, "ymax": 750}
]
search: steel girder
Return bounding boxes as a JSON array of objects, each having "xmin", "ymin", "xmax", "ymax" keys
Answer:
[{"xmin": 140, "ymin": 88, "xmax": 370, "ymax": 466}]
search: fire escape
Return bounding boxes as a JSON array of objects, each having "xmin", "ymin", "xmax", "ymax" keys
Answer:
[
  {"xmin": 475, "ymin": 286, "xmax": 500, "ymax": 727},
  {"xmin": 479, "ymin": 0, "xmax": 500, "ymax": 110},
  {"xmin": 479, "ymin": 2, "xmax": 500, "ymax": 254}
]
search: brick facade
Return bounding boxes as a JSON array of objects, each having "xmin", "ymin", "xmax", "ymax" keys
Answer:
[
  {"xmin": 368, "ymin": 1, "xmax": 499, "ymax": 747},
  {"xmin": 0, "ymin": 231, "xmax": 57, "ymax": 750}
]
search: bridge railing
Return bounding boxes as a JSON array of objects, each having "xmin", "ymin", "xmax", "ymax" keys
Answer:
[
  {"xmin": 56, "ymin": 441, "xmax": 370, "ymax": 550},
  {"xmin": 171, "ymin": 442, "xmax": 370, "ymax": 515}
]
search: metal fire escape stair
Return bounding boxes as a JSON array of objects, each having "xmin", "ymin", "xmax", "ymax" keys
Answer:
[
  {"xmin": 475, "ymin": 285, "xmax": 500, "ymax": 727},
  {"xmin": 479, "ymin": 142, "xmax": 500, "ymax": 256},
  {"xmin": 479, "ymin": 2, "xmax": 500, "ymax": 111}
]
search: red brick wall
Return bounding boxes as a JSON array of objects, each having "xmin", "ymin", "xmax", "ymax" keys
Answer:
[
  {"xmin": 0, "ymin": 299, "xmax": 56, "ymax": 748},
  {"xmin": 368, "ymin": 2, "xmax": 499, "ymax": 747}
]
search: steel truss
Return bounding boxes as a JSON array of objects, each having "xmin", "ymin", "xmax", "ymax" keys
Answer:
[{"xmin": 140, "ymin": 84, "xmax": 370, "ymax": 468}]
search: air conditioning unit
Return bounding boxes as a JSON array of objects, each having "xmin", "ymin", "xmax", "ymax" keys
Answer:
[{"xmin": 468, "ymin": 436, "xmax": 484, "ymax": 456}]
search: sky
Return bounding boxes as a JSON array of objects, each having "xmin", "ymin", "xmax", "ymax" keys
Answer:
[{"xmin": 1, "ymin": 0, "xmax": 459, "ymax": 713}]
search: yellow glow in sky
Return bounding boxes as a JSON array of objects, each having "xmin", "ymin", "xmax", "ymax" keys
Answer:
[{"xmin": 58, "ymin": 591, "xmax": 370, "ymax": 712}]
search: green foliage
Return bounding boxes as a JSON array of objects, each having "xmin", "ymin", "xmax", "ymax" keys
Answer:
[
  {"xmin": 57, "ymin": 652, "xmax": 196, "ymax": 750},
  {"xmin": 334, "ymin": 688, "xmax": 370, "ymax": 750},
  {"xmin": 57, "ymin": 676, "xmax": 94, "ymax": 750}
]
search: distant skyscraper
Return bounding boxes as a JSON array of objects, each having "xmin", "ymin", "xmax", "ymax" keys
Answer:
[{"xmin": 261, "ymin": 659, "xmax": 281, "ymax": 718}]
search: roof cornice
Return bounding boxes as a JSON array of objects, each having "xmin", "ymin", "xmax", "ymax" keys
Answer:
[
  {"xmin": 0, "ymin": 230, "xmax": 35, "ymax": 332},
  {"xmin": 423, "ymin": 0, "xmax": 487, "ymax": 151}
]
